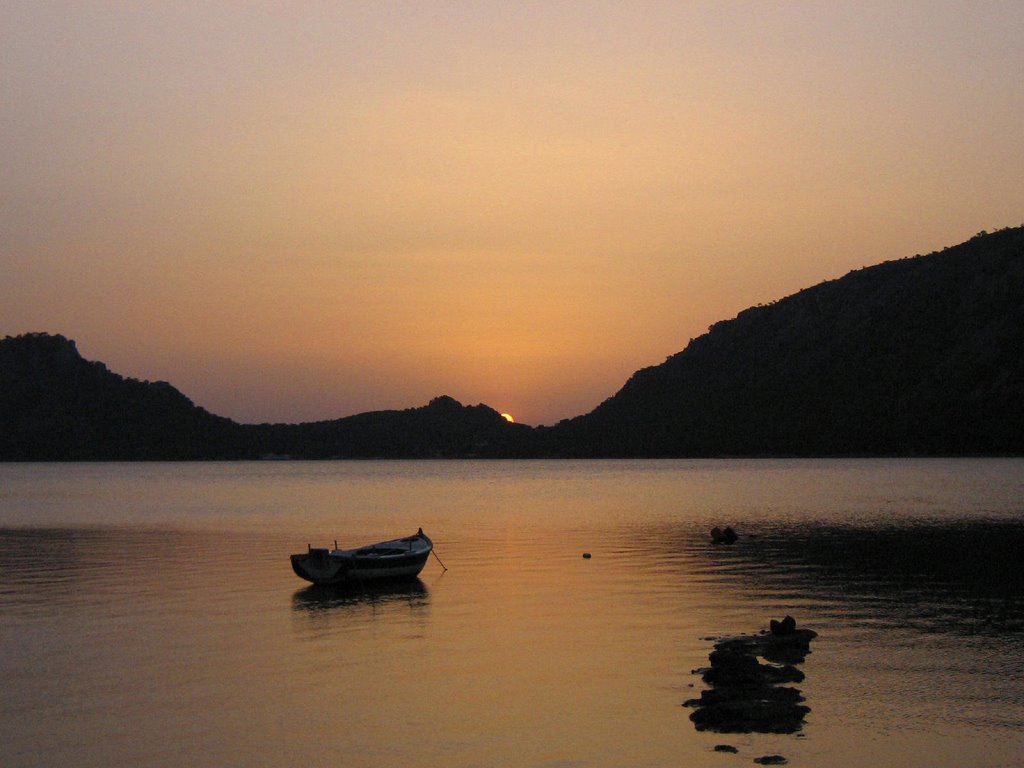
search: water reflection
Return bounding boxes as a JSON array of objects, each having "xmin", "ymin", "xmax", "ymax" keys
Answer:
[
  {"xmin": 686, "ymin": 622, "xmax": 817, "ymax": 734},
  {"xmin": 712, "ymin": 520, "xmax": 1024, "ymax": 638},
  {"xmin": 292, "ymin": 579, "xmax": 430, "ymax": 614},
  {"xmin": 615, "ymin": 519, "xmax": 1024, "ymax": 640},
  {"xmin": 609, "ymin": 518, "xmax": 1024, "ymax": 744},
  {"xmin": 0, "ymin": 526, "xmax": 175, "ymax": 608},
  {"xmin": 291, "ymin": 580, "xmax": 431, "ymax": 638},
  {"xmin": 0, "ymin": 527, "xmax": 86, "ymax": 585}
]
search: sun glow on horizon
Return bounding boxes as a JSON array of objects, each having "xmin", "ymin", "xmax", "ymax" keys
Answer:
[
  {"xmin": 500, "ymin": 413, "xmax": 515, "ymax": 423},
  {"xmin": 2, "ymin": 3, "xmax": 1022, "ymax": 427}
]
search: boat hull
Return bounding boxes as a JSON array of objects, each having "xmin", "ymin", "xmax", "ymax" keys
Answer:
[{"xmin": 290, "ymin": 530, "xmax": 432, "ymax": 586}]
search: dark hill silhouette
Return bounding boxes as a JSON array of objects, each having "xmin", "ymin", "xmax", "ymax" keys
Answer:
[
  {"xmin": 543, "ymin": 227, "xmax": 1024, "ymax": 456},
  {"xmin": 3, "ymin": 227, "xmax": 1022, "ymax": 459},
  {"xmin": 0, "ymin": 335, "xmax": 531, "ymax": 460},
  {"xmin": 241, "ymin": 395, "xmax": 534, "ymax": 459},
  {"xmin": 0, "ymin": 333, "xmax": 239, "ymax": 459}
]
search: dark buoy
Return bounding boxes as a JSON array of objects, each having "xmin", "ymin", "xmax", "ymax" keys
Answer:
[
  {"xmin": 582, "ymin": 552, "xmax": 592, "ymax": 559},
  {"xmin": 710, "ymin": 526, "xmax": 738, "ymax": 544}
]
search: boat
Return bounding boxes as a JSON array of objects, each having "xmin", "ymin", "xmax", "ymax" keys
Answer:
[{"xmin": 290, "ymin": 528, "xmax": 433, "ymax": 586}]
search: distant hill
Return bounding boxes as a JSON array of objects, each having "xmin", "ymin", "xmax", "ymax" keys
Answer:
[
  {"xmin": 0, "ymin": 334, "xmax": 531, "ymax": 460},
  {"xmin": 3, "ymin": 227, "xmax": 1022, "ymax": 459},
  {"xmin": 543, "ymin": 227, "xmax": 1024, "ymax": 456},
  {"xmin": 0, "ymin": 333, "xmax": 239, "ymax": 460},
  {"xmin": 238, "ymin": 395, "xmax": 534, "ymax": 459}
]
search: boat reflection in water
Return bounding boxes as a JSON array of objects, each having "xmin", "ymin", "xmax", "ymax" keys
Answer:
[
  {"xmin": 292, "ymin": 579, "xmax": 429, "ymax": 612},
  {"xmin": 291, "ymin": 578, "xmax": 431, "ymax": 636}
]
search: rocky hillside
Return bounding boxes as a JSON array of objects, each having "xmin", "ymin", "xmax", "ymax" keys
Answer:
[{"xmin": 544, "ymin": 227, "xmax": 1024, "ymax": 456}]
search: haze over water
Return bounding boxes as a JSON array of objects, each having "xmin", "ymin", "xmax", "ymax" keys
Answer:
[{"xmin": 2, "ymin": 459, "xmax": 1023, "ymax": 767}]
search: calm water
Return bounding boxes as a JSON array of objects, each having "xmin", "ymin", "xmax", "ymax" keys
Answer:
[{"xmin": 1, "ymin": 459, "xmax": 1023, "ymax": 768}]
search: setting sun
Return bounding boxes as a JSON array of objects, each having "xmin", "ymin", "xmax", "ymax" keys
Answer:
[
  {"xmin": 500, "ymin": 413, "xmax": 515, "ymax": 423},
  {"xmin": 3, "ymin": 3, "xmax": 1021, "ymax": 429}
]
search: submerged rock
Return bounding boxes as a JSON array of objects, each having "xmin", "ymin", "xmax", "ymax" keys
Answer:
[
  {"xmin": 690, "ymin": 697, "xmax": 810, "ymax": 734},
  {"xmin": 753, "ymin": 756, "xmax": 788, "ymax": 765},
  {"xmin": 715, "ymin": 627, "xmax": 818, "ymax": 665},
  {"xmin": 685, "ymin": 617, "xmax": 816, "ymax": 734},
  {"xmin": 713, "ymin": 744, "xmax": 739, "ymax": 753},
  {"xmin": 702, "ymin": 650, "xmax": 804, "ymax": 687},
  {"xmin": 689, "ymin": 685, "xmax": 804, "ymax": 708},
  {"xmin": 711, "ymin": 526, "xmax": 739, "ymax": 544}
]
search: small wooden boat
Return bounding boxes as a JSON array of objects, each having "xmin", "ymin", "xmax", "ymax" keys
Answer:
[{"xmin": 290, "ymin": 528, "xmax": 433, "ymax": 585}]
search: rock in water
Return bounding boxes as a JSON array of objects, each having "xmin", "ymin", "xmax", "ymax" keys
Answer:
[
  {"xmin": 710, "ymin": 526, "xmax": 739, "ymax": 544},
  {"xmin": 769, "ymin": 615, "xmax": 797, "ymax": 636},
  {"xmin": 684, "ymin": 617, "xmax": 816, "ymax": 734}
]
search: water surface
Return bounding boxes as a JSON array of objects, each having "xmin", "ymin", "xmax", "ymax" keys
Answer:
[{"xmin": 1, "ymin": 459, "xmax": 1023, "ymax": 767}]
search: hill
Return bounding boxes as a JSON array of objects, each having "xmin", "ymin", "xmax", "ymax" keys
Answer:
[
  {"xmin": 0, "ymin": 334, "xmax": 530, "ymax": 460},
  {"xmin": 543, "ymin": 227, "xmax": 1024, "ymax": 456},
  {"xmin": 240, "ymin": 395, "xmax": 533, "ymax": 459},
  {"xmin": 3, "ymin": 227, "xmax": 1022, "ymax": 459},
  {"xmin": 0, "ymin": 333, "xmax": 239, "ymax": 460}
]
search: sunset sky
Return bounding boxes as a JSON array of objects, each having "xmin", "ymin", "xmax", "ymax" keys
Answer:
[{"xmin": 3, "ymin": 2, "xmax": 1022, "ymax": 425}]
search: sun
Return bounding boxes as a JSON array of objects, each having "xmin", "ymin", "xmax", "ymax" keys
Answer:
[{"xmin": 500, "ymin": 413, "xmax": 515, "ymax": 423}]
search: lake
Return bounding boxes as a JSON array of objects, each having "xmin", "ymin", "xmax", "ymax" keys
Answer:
[{"xmin": 1, "ymin": 459, "xmax": 1023, "ymax": 767}]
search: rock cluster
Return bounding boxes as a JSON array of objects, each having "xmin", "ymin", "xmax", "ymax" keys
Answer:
[{"xmin": 684, "ymin": 616, "xmax": 816, "ymax": 734}]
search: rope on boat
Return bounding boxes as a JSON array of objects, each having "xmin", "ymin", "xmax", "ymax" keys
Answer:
[{"xmin": 431, "ymin": 548, "xmax": 448, "ymax": 572}]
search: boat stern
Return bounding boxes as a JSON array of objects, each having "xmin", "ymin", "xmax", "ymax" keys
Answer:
[{"xmin": 290, "ymin": 548, "xmax": 349, "ymax": 585}]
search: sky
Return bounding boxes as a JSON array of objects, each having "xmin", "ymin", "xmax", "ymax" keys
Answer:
[{"xmin": 2, "ymin": 1, "xmax": 1022, "ymax": 426}]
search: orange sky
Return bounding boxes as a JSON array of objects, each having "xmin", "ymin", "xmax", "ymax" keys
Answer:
[{"xmin": 2, "ymin": 2, "xmax": 1022, "ymax": 425}]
